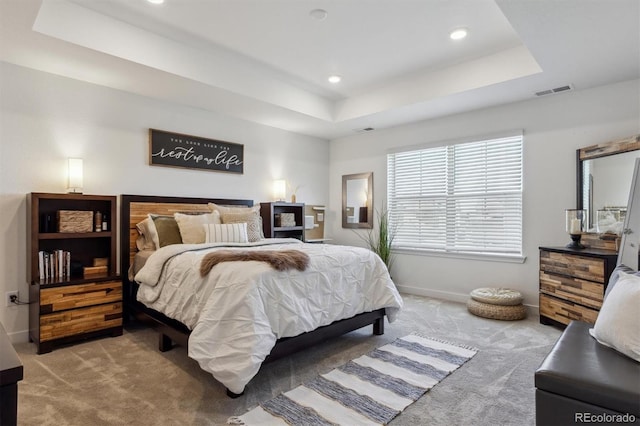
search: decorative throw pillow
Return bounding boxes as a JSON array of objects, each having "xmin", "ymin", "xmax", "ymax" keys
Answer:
[
  {"xmin": 149, "ymin": 214, "xmax": 182, "ymax": 248},
  {"xmin": 604, "ymin": 264, "xmax": 639, "ymax": 299},
  {"xmin": 135, "ymin": 217, "xmax": 157, "ymax": 251},
  {"xmin": 204, "ymin": 223, "xmax": 248, "ymax": 243},
  {"xmin": 589, "ymin": 271, "xmax": 640, "ymax": 362},
  {"xmin": 222, "ymin": 212, "xmax": 264, "ymax": 242},
  {"xmin": 174, "ymin": 211, "xmax": 221, "ymax": 244}
]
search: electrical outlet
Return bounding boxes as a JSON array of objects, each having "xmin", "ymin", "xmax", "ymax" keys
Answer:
[{"xmin": 6, "ymin": 291, "xmax": 18, "ymax": 307}]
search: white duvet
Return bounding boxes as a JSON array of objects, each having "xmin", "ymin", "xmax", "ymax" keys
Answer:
[{"xmin": 135, "ymin": 238, "xmax": 403, "ymax": 394}]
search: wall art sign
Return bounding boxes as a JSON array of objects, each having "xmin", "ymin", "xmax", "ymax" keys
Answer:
[{"xmin": 149, "ymin": 129, "xmax": 244, "ymax": 174}]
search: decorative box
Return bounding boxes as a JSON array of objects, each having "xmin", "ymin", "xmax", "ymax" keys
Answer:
[
  {"xmin": 92, "ymin": 257, "xmax": 109, "ymax": 267},
  {"xmin": 57, "ymin": 210, "xmax": 93, "ymax": 233},
  {"xmin": 83, "ymin": 265, "xmax": 108, "ymax": 279},
  {"xmin": 275, "ymin": 213, "xmax": 296, "ymax": 227}
]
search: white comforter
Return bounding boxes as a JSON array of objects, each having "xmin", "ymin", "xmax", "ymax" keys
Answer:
[{"xmin": 135, "ymin": 238, "xmax": 403, "ymax": 394}]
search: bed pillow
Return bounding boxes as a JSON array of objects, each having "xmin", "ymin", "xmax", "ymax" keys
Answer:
[
  {"xmin": 208, "ymin": 202, "xmax": 260, "ymax": 216},
  {"xmin": 589, "ymin": 271, "xmax": 640, "ymax": 362},
  {"xmin": 221, "ymin": 212, "xmax": 264, "ymax": 242},
  {"xmin": 135, "ymin": 217, "xmax": 157, "ymax": 251},
  {"xmin": 149, "ymin": 214, "xmax": 183, "ymax": 248},
  {"xmin": 174, "ymin": 211, "xmax": 221, "ymax": 244},
  {"xmin": 204, "ymin": 223, "xmax": 248, "ymax": 243}
]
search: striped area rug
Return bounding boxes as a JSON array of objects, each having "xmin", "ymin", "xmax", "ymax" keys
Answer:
[{"xmin": 229, "ymin": 334, "xmax": 477, "ymax": 425}]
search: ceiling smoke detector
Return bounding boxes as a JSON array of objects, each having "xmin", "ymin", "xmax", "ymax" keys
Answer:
[
  {"xmin": 310, "ymin": 9, "xmax": 328, "ymax": 21},
  {"xmin": 535, "ymin": 84, "xmax": 574, "ymax": 97}
]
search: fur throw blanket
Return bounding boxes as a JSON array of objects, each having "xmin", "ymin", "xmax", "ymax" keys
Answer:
[{"xmin": 200, "ymin": 249, "xmax": 310, "ymax": 276}]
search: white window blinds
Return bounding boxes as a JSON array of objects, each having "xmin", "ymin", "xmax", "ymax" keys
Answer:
[{"xmin": 387, "ymin": 135, "xmax": 523, "ymax": 257}]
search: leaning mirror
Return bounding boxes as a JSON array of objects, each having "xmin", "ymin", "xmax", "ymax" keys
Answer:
[
  {"xmin": 342, "ymin": 172, "xmax": 373, "ymax": 229},
  {"xmin": 578, "ymin": 134, "xmax": 640, "ymax": 233}
]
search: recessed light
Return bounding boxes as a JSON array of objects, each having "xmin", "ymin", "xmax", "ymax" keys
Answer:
[
  {"xmin": 147, "ymin": 0, "xmax": 165, "ymax": 4},
  {"xmin": 310, "ymin": 9, "xmax": 328, "ymax": 21},
  {"xmin": 328, "ymin": 75, "xmax": 341, "ymax": 84},
  {"xmin": 450, "ymin": 28, "xmax": 468, "ymax": 40}
]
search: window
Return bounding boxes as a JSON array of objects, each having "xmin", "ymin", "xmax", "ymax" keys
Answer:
[{"xmin": 387, "ymin": 134, "xmax": 523, "ymax": 259}]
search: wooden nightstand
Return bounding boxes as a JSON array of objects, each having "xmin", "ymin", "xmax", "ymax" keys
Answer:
[
  {"xmin": 260, "ymin": 202, "xmax": 305, "ymax": 240},
  {"xmin": 539, "ymin": 246, "xmax": 617, "ymax": 328},
  {"xmin": 27, "ymin": 193, "xmax": 122, "ymax": 353}
]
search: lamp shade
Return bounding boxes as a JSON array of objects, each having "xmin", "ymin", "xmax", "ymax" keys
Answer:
[
  {"xmin": 273, "ymin": 179, "xmax": 286, "ymax": 201},
  {"xmin": 67, "ymin": 158, "xmax": 83, "ymax": 193}
]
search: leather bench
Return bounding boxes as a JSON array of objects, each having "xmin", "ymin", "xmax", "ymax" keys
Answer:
[{"xmin": 535, "ymin": 320, "xmax": 640, "ymax": 425}]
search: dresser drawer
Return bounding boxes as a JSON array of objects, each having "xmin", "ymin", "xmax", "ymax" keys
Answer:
[
  {"xmin": 40, "ymin": 280, "xmax": 122, "ymax": 314},
  {"xmin": 539, "ymin": 293, "xmax": 598, "ymax": 326},
  {"xmin": 539, "ymin": 250, "xmax": 606, "ymax": 283},
  {"xmin": 40, "ymin": 302, "xmax": 122, "ymax": 342},
  {"xmin": 539, "ymin": 271, "xmax": 604, "ymax": 309}
]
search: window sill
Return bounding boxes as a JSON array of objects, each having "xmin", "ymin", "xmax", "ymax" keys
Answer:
[{"xmin": 393, "ymin": 247, "xmax": 527, "ymax": 264}]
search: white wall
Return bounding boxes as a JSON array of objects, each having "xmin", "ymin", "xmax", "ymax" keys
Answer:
[
  {"xmin": 0, "ymin": 62, "xmax": 329, "ymax": 341},
  {"xmin": 328, "ymin": 79, "xmax": 640, "ymax": 307}
]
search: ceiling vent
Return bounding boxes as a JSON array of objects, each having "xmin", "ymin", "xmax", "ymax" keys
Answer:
[
  {"xmin": 354, "ymin": 127, "xmax": 375, "ymax": 133},
  {"xmin": 535, "ymin": 84, "xmax": 574, "ymax": 97}
]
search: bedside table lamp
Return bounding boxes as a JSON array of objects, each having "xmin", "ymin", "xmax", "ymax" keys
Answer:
[
  {"xmin": 273, "ymin": 179, "xmax": 286, "ymax": 202},
  {"xmin": 67, "ymin": 158, "xmax": 83, "ymax": 194},
  {"xmin": 565, "ymin": 209, "xmax": 586, "ymax": 249}
]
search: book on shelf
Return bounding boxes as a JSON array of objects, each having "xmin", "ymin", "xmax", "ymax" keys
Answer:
[{"xmin": 37, "ymin": 249, "xmax": 72, "ymax": 282}]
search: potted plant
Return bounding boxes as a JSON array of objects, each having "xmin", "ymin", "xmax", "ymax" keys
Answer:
[{"xmin": 357, "ymin": 204, "xmax": 396, "ymax": 273}]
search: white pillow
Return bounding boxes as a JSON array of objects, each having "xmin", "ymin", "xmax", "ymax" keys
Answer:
[
  {"xmin": 590, "ymin": 271, "xmax": 640, "ymax": 362},
  {"xmin": 174, "ymin": 211, "xmax": 221, "ymax": 244},
  {"xmin": 204, "ymin": 223, "xmax": 248, "ymax": 244}
]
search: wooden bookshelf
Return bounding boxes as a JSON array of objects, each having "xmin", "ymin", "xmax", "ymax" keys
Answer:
[{"xmin": 27, "ymin": 193, "xmax": 122, "ymax": 353}]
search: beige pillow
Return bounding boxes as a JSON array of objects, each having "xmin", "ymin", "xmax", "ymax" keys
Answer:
[
  {"xmin": 204, "ymin": 223, "xmax": 248, "ymax": 243},
  {"xmin": 135, "ymin": 217, "xmax": 157, "ymax": 251},
  {"xmin": 208, "ymin": 202, "xmax": 260, "ymax": 216},
  {"xmin": 222, "ymin": 212, "xmax": 264, "ymax": 242},
  {"xmin": 174, "ymin": 211, "xmax": 221, "ymax": 244}
]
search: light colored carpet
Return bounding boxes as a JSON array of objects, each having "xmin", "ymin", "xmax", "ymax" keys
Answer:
[{"xmin": 14, "ymin": 294, "xmax": 561, "ymax": 425}]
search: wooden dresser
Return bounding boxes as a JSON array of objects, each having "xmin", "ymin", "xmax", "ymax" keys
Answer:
[{"xmin": 539, "ymin": 246, "xmax": 618, "ymax": 327}]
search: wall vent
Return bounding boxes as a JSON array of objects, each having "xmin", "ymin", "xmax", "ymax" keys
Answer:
[{"xmin": 535, "ymin": 84, "xmax": 574, "ymax": 97}]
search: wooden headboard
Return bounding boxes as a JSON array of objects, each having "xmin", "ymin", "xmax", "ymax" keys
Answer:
[{"xmin": 120, "ymin": 195, "xmax": 253, "ymax": 316}]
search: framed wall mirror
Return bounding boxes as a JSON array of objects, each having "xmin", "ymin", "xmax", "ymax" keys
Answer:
[
  {"xmin": 577, "ymin": 134, "xmax": 640, "ymax": 233},
  {"xmin": 618, "ymin": 158, "xmax": 640, "ymax": 269},
  {"xmin": 342, "ymin": 172, "xmax": 373, "ymax": 229}
]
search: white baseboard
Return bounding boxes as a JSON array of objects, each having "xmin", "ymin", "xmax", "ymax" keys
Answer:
[
  {"xmin": 8, "ymin": 329, "xmax": 30, "ymax": 344},
  {"xmin": 396, "ymin": 284, "xmax": 470, "ymax": 304},
  {"xmin": 396, "ymin": 284, "xmax": 540, "ymax": 318}
]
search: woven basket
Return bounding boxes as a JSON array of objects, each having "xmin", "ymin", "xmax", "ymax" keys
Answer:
[
  {"xmin": 57, "ymin": 210, "xmax": 93, "ymax": 233},
  {"xmin": 470, "ymin": 287, "xmax": 523, "ymax": 306},
  {"xmin": 276, "ymin": 213, "xmax": 296, "ymax": 227},
  {"xmin": 467, "ymin": 299, "xmax": 526, "ymax": 321}
]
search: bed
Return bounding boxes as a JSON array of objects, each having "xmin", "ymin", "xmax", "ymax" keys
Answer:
[{"xmin": 120, "ymin": 194, "xmax": 403, "ymax": 396}]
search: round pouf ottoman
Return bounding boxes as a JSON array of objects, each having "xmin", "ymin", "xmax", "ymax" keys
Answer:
[{"xmin": 467, "ymin": 287, "xmax": 526, "ymax": 320}]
